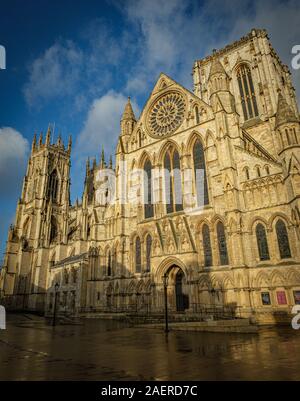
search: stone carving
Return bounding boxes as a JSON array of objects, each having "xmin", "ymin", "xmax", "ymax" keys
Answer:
[{"xmin": 148, "ymin": 92, "xmax": 185, "ymax": 137}]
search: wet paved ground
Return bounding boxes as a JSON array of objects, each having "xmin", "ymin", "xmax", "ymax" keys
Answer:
[{"xmin": 0, "ymin": 313, "xmax": 300, "ymax": 380}]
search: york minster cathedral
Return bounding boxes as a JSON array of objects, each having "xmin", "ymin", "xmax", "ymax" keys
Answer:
[{"xmin": 1, "ymin": 29, "xmax": 300, "ymax": 324}]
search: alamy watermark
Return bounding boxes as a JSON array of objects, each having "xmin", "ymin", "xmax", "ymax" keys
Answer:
[
  {"xmin": 0, "ymin": 305, "xmax": 6, "ymax": 330},
  {"xmin": 93, "ymin": 162, "xmax": 207, "ymax": 215},
  {"xmin": 291, "ymin": 45, "xmax": 300, "ymax": 70},
  {"xmin": 0, "ymin": 45, "xmax": 6, "ymax": 70},
  {"xmin": 291, "ymin": 305, "xmax": 300, "ymax": 330}
]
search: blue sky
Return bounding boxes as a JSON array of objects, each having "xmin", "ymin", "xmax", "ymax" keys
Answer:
[{"xmin": 0, "ymin": 0, "xmax": 299, "ymax": 260}]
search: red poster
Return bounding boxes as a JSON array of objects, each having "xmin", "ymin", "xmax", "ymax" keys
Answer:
[{"xmin": 276, "ymin": 291, "xmax": 287, "ymax": 305}]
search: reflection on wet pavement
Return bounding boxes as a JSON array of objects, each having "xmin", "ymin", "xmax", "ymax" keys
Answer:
[{"xmin": 0, "ymin": 314, "xmax": 299, "ymax": 380}]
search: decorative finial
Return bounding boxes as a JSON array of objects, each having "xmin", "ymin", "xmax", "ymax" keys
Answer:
[
  {"xmin": 100, "ymin": 146, "xmax": 106, "ymax": 168},
  {"xmin": 46, "ymin": 126, "xmax": 51, "ymax": 146},
  {"xmin": 86, "ymin": 157, "xmax": 90, "ymax": 176},
  {"xmin": 38, "ymin": 132, "xmax": 43, "ymax": 147},
  {"xmin": 31, "ymin": 133, "xmax": 37, "ymax": 152},
  {"xmin": 67, "ymin": 135, "xmax": 72, "ymax": 152}
]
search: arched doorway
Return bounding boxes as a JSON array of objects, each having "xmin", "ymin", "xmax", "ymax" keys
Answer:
[
  {"xmin": 175, "ymin": 270, "xmax": 189, "ymax": 312},
  {"xmin": 165, "ymin": 265, "xmax": 189, "ymax": 312}
]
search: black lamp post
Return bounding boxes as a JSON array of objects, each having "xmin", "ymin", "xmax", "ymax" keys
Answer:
[
  {"xmin": 162, "ymin": 274, "xmax": 169, "ymax": 333},
  {"xmin": 52, "ymin": 282, "xmax": 59, "ymax": 327}
]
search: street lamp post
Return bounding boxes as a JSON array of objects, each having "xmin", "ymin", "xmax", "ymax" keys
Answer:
[
  {"xmin": 52, "ymin": 282, "xmax": 59, "ymax": 327},
  {"xmin": 162, "ymin": 274, "xmax": 169, "ymax": 333}
]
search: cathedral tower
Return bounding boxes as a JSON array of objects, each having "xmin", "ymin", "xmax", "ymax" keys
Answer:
[{"xmin": 1, "ymin": 127, "xmax": 71, "ymax": 311}]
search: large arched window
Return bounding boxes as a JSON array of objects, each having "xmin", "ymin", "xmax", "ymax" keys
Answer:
[
  {"xmin": 144, "ymin": 159, "xmax": 154, "ymax": 219},
  {"xmin": 237, "ymin": 64, "xmax": 259, "ymax": 121},
  {"xmin": 217, "ymin": 222, "xmax": 229, "ymax": 265},
  {"xmin": 50, "ymin": 216, "xmax": 57, "ymax": 243},
  {"xmin": 202, "ymin": 224, "xmax": 212, "ymax": 267},
  {"xmin": 193, "ymin": 139, "xmax": 209, "ymax": 206},
  {"xmin": 146, "ymin": 234, "xmax": 152, "ymax": 272},
  {"xmin": 135, "ymin": 236, "xmax": 141, "ymax": 273},
  {"xmin": 275, "ymin": 219, "xmax": 291, "ymax": 259},
  {"xmin": 107, "ymin": 250, "xmax": 111, "ymax": 276},
  {"xmin": 256, "ymin": 223, "xmax": 270, "ymax": 261},
  {"xmin": 164, "ymin": 147, "xmax": 183, "ymax": 214},
  {"xmin": 47, "ymin": 170, "xmax": 59, "ymax": 203}
]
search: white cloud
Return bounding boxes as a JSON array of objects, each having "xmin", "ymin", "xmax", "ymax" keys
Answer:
[
  {"xmin": 23, "ymin": 40, "xmax": 83, "ymax": 107},
  {"xmin": 75, "ymin": 90, "xmax": 140, "ymax": 161},
  {"xmin": 0, "ymin": 127, "xmax": 29, "ymax": 199},
  {"xmin": 121, "ymin": 0, "xmax": 300, "ymax": 100}
]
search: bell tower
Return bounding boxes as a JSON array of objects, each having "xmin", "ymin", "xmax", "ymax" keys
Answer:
[{"xmin": 1, "ymin": 127, "xmax": 72, "ymax": 311}]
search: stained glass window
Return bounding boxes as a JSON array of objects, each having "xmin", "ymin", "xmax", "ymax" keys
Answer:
[
  {"xmin": 202, "ymin": 224, "xmax": 212, "ymax": 267},
  {"xmin": 173, "ymin": 150, "xmax": 183, "ymax": 212},
  {"xmin": 164, "ymin": 148, "xmax": 183, "ymax": 213},
  {"xmin": 164, "ymin": 152, "xmax": 173, "ymax": 214},
  {"xmin": 107, "ymin": 251, "xmax": 111, "ymax": 276},
  {"xmin": 276, "ymin": 219, "xmax": 291, "ymax": 259},
  {"xmin": 256, "ymin": 223, "xmax": 270, "ymax": 261},
  {"xmin": 135, "ymin": 237, "xmax": 141, "ymax": 273},
  {"xmin": 237, "ymin": 64, "xmax": 259, "ymax": 120},
  {"xmin": 146, "ymin": 235, "xmax": 152, "ymax": 272},
  {"xmin": 193, "ymin": 139, "xmax": 209, "ymax": 206},
  {"xmin": 144, "ymin": 159, "xmax": 154, "ymax": 219},
  {"xmin": 217, "ymin": 222, "xmax": 229, "ymax": 265}
]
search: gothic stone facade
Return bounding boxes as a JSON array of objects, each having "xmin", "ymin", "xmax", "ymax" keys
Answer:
[{"xmin": 1, "ymin": 29, "xmax": 300, "ymax": 324}]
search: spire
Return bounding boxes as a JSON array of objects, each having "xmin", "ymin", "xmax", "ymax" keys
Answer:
[
  {"xmin": 100, "ymin": 146, "xmax": 106, "ymax": 168},
  {"xmin": 92, "ymin": 157, "xmax": 97, "ymax": 170},
  {"xmin": 208, "ymin": 56, "xmax": 227, "ymax": 79},
  {"xmin": 109, "ymin": 155, "xmax": 113, "ymax": 169},
  {"xmin": 38, "ymin": 132, "xmax": 43, "ymax": 147},
  {"xmin": 120, "ymin": 96, "xmax": 136, "ymax": 137},
  {"xmin": 56, "ymin": 132, "xmax": 63, "ymax": 148},
  {"xmin": 86, "ymin": 157, "xmax": 90, "ymax": 177},
  {"xmin": 121, "ymin": 97, "xmax": 136, "ymax": 122},
  {"xmin": 31, "ymin": 133, "xmax": 37, "ymax": 152},
  {"xmin": 45, "ymin": 126, "xmax": 51, "ymax": 146},
  {"xmin": 67, "ymin": 135, "xmax": 72, "ymax": 152},
  {"xmin": 275, "ymin": 91, "xmax": 298, "ymax": 128}
]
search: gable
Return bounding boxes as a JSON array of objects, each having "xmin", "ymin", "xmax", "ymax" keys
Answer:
[{"xmin": 127, "ymin": 73, "xmax": 212, "ymax": 148}]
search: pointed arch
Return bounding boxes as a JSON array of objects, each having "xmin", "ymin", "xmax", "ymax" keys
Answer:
[
  {"xmin": 194, "ymin": 105, "xmax": 200, "ymax": 124},
  {"xmin": 216, "ymin": 221, "xmax": 229, "ymax": 265},
  {"xmin": 163, "ymin": 144, "xmax": 183, "ymax": 214},
  {"xmin": 255, "ymin": 271, "xmax": 270, "ymax": 287},
  {"xmin": 202, "ymin": 224, "xmax": 212, "ymax": 267},
  {"xmin": 193, "ymin": 137, "xmax": 209, "ymax": 206},
  {"xmin": 243, "ymin": 166, "xmax": 250, "ymax": 180},
  {"xmin": 106, "ymin": 248, "xmax": 112, "ymax": 276},
  {"xmin": 236, "ymin": 63, "xmax": 258, "ymax": 120},
  {"xmin": 145, "ymin": 234, "xmax": 152, "ymax": 272},
  {"xmin": 47, "ymin": 169, "xmax": 59, "ymax": 203},
  {"xmin": 135, "ymin": 236, "xmax": 141, "ymax": 273},
  {"xmin": 275, "ymin": 219, "xmax": 291, "ymax": 259},
  {"xmin": 143, "ymin": 158, "xmax": 154, "ymax": 219},
  {"xmin": 255, "ymin": 223, "xmax": 270, "ymax": 261}
]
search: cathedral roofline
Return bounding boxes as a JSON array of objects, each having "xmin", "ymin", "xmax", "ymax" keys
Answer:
[{"xmin": 194, "ymin": 28, "xmax": 289, "ymax": 73}]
